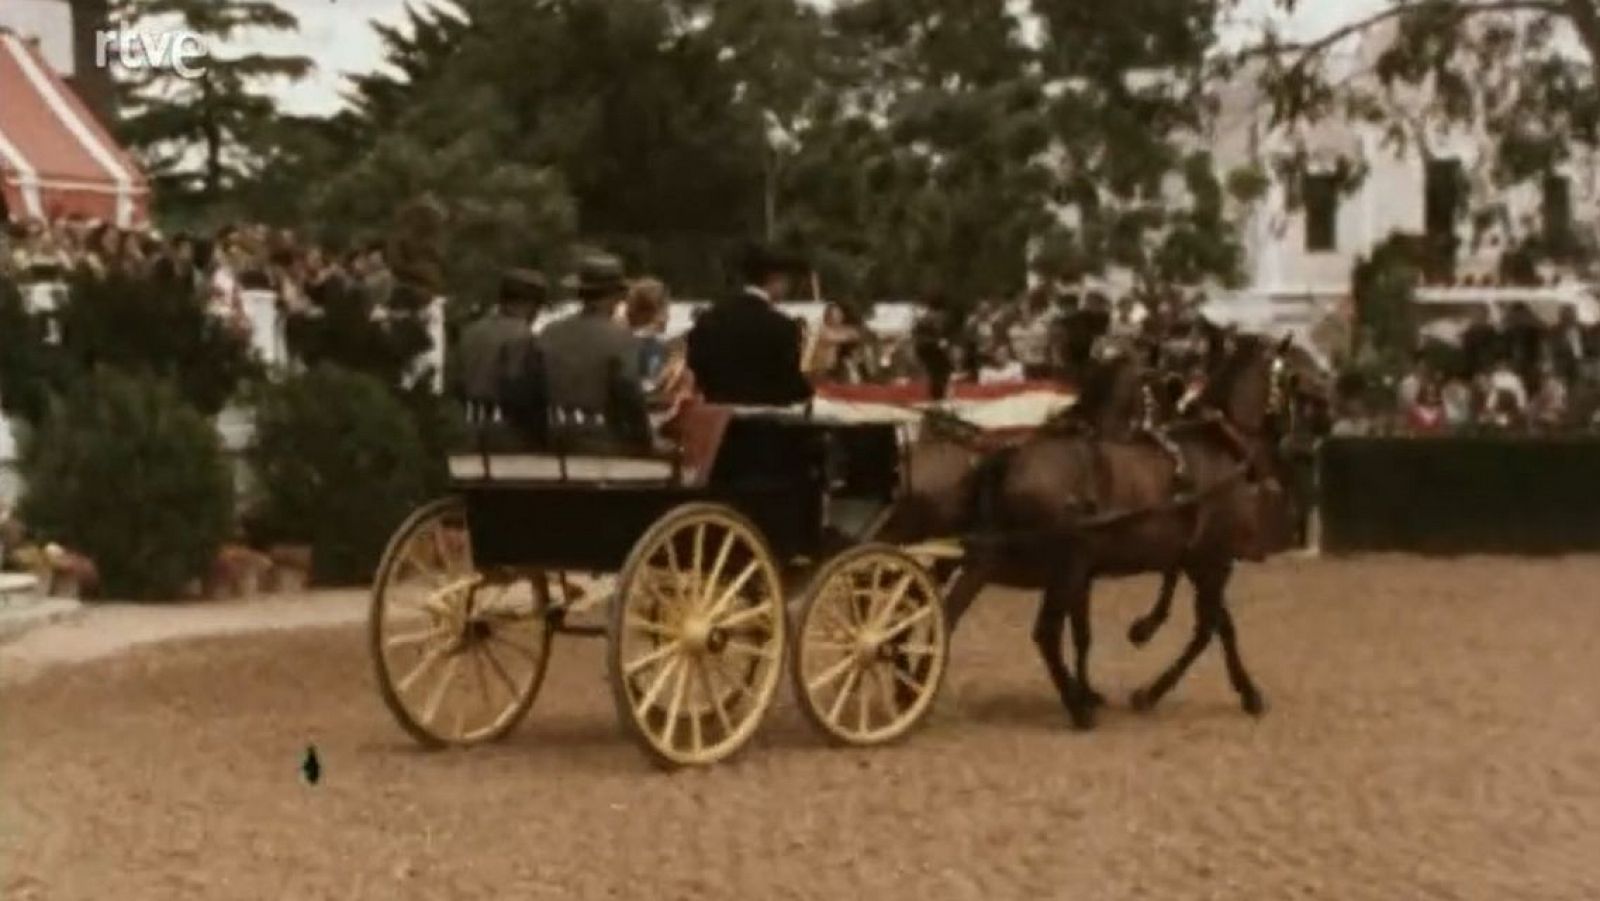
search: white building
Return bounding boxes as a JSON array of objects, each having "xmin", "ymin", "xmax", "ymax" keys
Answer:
[{"xmin": 1210, "ymin": 26, "xmax": 1597, "ymax": 307}]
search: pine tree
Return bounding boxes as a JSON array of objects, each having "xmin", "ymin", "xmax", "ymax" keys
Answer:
[{"xmin": 111, "ymin": 0, "xmax": 313, "ymax": 211}]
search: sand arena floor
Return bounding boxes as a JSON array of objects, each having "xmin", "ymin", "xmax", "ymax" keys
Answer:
[{"xmin": 3, "ymin": 555, "xmax": 1599, "ymax": 900}]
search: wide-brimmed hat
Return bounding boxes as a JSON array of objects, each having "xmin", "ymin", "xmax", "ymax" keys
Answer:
[
  {"xmin": 499, "ymin": 268, "xmax": 548, "ymax": 305},
  {"xmin": 563, "ymin": 253, "xmax": 628, "ymax": 299},
  {"xmin": 738, "ymin": 242, "xmax": 808, "ymax": 284}
]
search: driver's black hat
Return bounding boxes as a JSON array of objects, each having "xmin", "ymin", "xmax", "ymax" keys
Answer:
[
  {"xmin": 738, "ymin": 242, "xmax": 808, "ymax": 285},
  {"xmin": 499, "ymin": 268, "xmax": 548, "ymax": 305}
]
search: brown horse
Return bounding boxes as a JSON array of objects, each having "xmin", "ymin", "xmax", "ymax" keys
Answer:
[{"xmin": 882, "ymin": 335, "xmax": 1292, "ymax": 730}]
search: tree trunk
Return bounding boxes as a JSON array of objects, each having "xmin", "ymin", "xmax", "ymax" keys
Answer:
[{"xmin": 68, "ymin": 0, "xmax": 117, "ymax": 127}]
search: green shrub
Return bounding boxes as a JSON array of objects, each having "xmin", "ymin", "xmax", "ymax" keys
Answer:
[
  {"xmin": 57, "ymin": 269, "xmax": 259, "ymax": 416},
  {"xmin": 20, "ymin": 370, "xmax": 234, "ymax": 600},
  {"xmin": 248, "ymin": 365, "xmax": 431, "ymax": 584}
]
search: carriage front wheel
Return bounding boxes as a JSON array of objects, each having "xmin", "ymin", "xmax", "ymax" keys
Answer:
[
  {"xmin": 791, "ymin": 545, "xmax": 949, "ymax": 747},
  {"xmin": 607, "ymin": 503, "xmax": 786, "ymax": 769},
  {"xmin": 369, "ymin": 497, "xmax": 554, "ymax": 748}
]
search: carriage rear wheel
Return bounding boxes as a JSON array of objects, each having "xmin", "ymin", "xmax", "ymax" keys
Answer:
[
  {"xmin": 607, "ymin": 503, "xmax": 786, "ymax": 769},
  {"xmin": 791, "ymin": 545, "xmax": 949, "ymax": 747},
  {"xmin": 370, "ymin": 497, "xmax": 554, "ymax": 748}
]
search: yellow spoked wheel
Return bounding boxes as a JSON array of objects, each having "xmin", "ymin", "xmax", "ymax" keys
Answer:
[
  {"xmin": 370, "ymin": 498, "xmax": 553, "ymax": 748},
  {"xmin": 791, "ymin": 545, "xmax": 949, "ymax": 747},
  {"xmin": 607, "ymin": 503, "xmax": 785, "ymax": 769}
]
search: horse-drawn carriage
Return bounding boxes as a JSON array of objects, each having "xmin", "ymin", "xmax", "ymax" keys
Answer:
[{"xmin": 368, "ymin": 405, "xmax": 953, "ymax": 768}]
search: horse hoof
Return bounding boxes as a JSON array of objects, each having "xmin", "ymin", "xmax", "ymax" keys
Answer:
[
  {"xmin": 1068, "ymin": 706, "xmax": 1097, "ymax": 731},
  {"xmin": 1129, "ymin": 688, "xmax": 1157, "ymax": 713},
  {"xmin": 1085, "ymin": 688, "xmax": 1107, "ymax": 709},
  {"xmin": 1242, "ymin": 692, "xmax": 1268, "ymax": 718},
  {"xmin": 1127, "ymin": 620, "xmax": 1155, "ymax": 647}
]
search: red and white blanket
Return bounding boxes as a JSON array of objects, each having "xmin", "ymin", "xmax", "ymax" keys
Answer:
[{"xmin": 813, "ymin": 380, "xmax": 1076, "ymax": 437}]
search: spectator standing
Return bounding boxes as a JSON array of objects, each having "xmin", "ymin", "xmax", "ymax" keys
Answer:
[
  {"xmin": 1009, "ymin": 286, "xmax": 1056, "ymax": 380},
  {"xmin": 1550, "ymin": 306, "xmax": 1589, "ymax": 384},
  {"xmin": 804, "ymin": 301, "xmax": 860, "ymax": 382},
  {"xmin": 1531, "ymin": 359, "xmax": 1569, "ymax": 429},
  {"xmin": 625, "ymin": 277, "xmax": 671, "ymax": 389},
  {"xmin": 912, "ymin": 296, "xmax": 954, "ymax": 400},
  {"xmin": 1441, "ymin": 377, "xmax": 1475, "ymax": 429},
  {"xmin": 979, "ymin": 344, "xmax": 1025, "ymax": 384},
  {"xmin": 1396, "ymin": 353, "xmax": 1431, "ymax": 411},
  {"xmin": 1460, "ymin": 306, "xmax": 1500, "ymax": 378},
  {"xmin": 1404, "ymin": 382, "xmax": 1447, "ymax": 433}
]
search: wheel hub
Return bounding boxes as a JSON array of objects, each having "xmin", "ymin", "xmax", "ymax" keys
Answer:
[{"xmin": 854, "ymin": 634, "xmax": 881, "ymax": 663}]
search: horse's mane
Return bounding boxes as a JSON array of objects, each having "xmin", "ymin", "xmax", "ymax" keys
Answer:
[
  {"xmin": 1072, "ymin": 355, "xmax": 1132, "ymax": 422},
  {"xmin": 1199, "ymin": 335, "xmax": 1268, "ymax": 410}
]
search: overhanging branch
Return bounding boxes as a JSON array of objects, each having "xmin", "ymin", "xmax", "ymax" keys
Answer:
[{"xmin": 1236, "ymin": 0, "xmax": 1568, "ymax": 72}]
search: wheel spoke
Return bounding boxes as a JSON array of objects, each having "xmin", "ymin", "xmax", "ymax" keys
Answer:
[
  {"xmin": 661, "ymin": 661, "xmax": 690, "ymax": 750},
  {"xmin": 721, "ymin": 638, "xmax": 776, "ymax": 661},
  {"xmin": 807, "ymin": 652, "xmax": 857, "ymax": 695},
  {"xmin": 691, "ymin": 524, "xmax": 706, "ymax": 590},
  {"xmin": 699, "ymin": 529, "xmax": 735, "ymax": 612},
  {"xmin": 706, "ymin": 654, "xmax": 750, "ymax": 702},
  {"xmin": 624, "ymin": 639, "xmax": 683, "ymax": 677},
  {"xmin": 880, "ymin": 602, "xmax": 935, "ymax": 638},
  {"xmin": 486, "ymin": 631, "xmax": 540, "ymax": 662},
  {"xmin": 705, "ymin": 560, "xmax": 761, "ymax": 621},
  {"xmin": 890, "ymin": 662, "xmax": 927, "ymax": 696},
  {"xmin": 714, "ymin": 601, "xmax": 774, "ymax": 632},
  {"xmin": 470, "ymin": 644, "xmax": 494, "ymax": 715},
  {"xmin": 480, "ymin": 640, "xmax": 522, "ymax": 700},
  {"xmin": 397, "ymin": 645, "xmax": 448, "ymax": 695},
  {"xmin": 828, "ymin": 666, "xmax": 861, "ymax": 723},
  {"xmin": 696, "ymin": 659, "xmax": 734, "ymax": 736},
  {"xmin": 662, "ymin": 528, "xmax": 682, "ymax": 581},
  {"xmin": 871, "ymin": 664, "xmax": 898, "ymax": 720},
  {"xmin": 422, "ymin": 654, "xmax": 462, "ymax": 725},
  {"xmin": 634, "ymin": 655, "xmax": 683, "ymax": 718},
  {"xmin": 892, "ymin": 642, "xmax": 940, "ymax": 657},
  {"xmin": 431, "ymin": 523, "xmax": 453, "ymax": 575},
  {"xmin": 856, "ymin": 668, "xmax": 871, "ymax": 732},
  {"xmin": 624, "ymin": 613, "xmax": 676, "ymax": 639},
  {"xmin": 868, "ymin": 572, "xmax": 915, "ymax": 631},
  {"xmin": 385, "ymin": 626, "xmax": 443, "ymax": 652}
]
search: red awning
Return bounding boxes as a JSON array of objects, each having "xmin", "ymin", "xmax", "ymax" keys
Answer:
[{"xmin": 0, "ymin": 31, "xmax": 149, "ymax": 227}]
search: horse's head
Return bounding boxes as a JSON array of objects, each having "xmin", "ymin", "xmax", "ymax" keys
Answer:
[{"xmin": 1201, "ymin": 333, "xmax": 1283, "ymax": 435}]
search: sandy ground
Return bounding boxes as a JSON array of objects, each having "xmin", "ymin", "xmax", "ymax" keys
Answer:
[{"xmin": 3, "ymin": 556, "xmax": 1600, "ymax": 901}]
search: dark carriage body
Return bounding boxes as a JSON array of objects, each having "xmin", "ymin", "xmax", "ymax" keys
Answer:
[{"xmin": 454, "ymin": 412, "xmax": 904, "ymax": 572}]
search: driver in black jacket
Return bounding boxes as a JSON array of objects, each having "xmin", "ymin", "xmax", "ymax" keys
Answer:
[{"xmin": 687, "ymin": 244, "xmax": 814, "ymax": 407}]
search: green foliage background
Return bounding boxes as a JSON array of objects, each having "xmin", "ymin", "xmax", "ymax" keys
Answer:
[
  {"xmin": 247, "ymin": 366, "xmax": 431, "ymax": 585},
  {"xmin": 19, "ymin": 370, "xmax": 235, "ymax": 600}
]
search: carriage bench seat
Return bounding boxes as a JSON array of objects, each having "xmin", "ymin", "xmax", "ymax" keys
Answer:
[{"xmin": 448, "ymin": 452, "xmax": 677, "ymax": 484}]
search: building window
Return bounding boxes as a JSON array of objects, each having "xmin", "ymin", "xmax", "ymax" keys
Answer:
[{"xmin": 1303, "ymin": 173, "xmax": 1339, "ymax": 252}]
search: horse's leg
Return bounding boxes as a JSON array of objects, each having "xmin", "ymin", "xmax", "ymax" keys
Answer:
[
  {"xmin": 1129, "ymin": 562, "xmax": 1222, "ymax": 713},
  {"xmin": 1067, "ymin": 580, "xmax": 1104, "ymax": 708},
  {"xmin": 1127, "ymin": 569, "xmax": 1179, "ymax": 647},
  {"xmin": 941, "ymin": 564, "xmax": 989, "ymax": 633},
  {"xmin": 1034, "ymin": 571, "xmax": 1095, "ymax": 730},
  {"xmin": 1212, "ymin": 581, "xmax": 1267, "ymax": 716}
]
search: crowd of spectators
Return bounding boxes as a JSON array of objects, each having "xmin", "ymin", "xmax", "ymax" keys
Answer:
[
  {"xmin": 0, "ymin": 217, "xmax": 401, "ymax": 331},
  {"xmin": 1336, "ymin": 302, "xmax": 1600, "ymax": 435},
  {"xmin": 10, "ymin": 215, "xmax": 1600, "ymax": 435},
  {"xmin": 800, "ymin": 285, "xmax": 1221, "ymax": 391}
]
